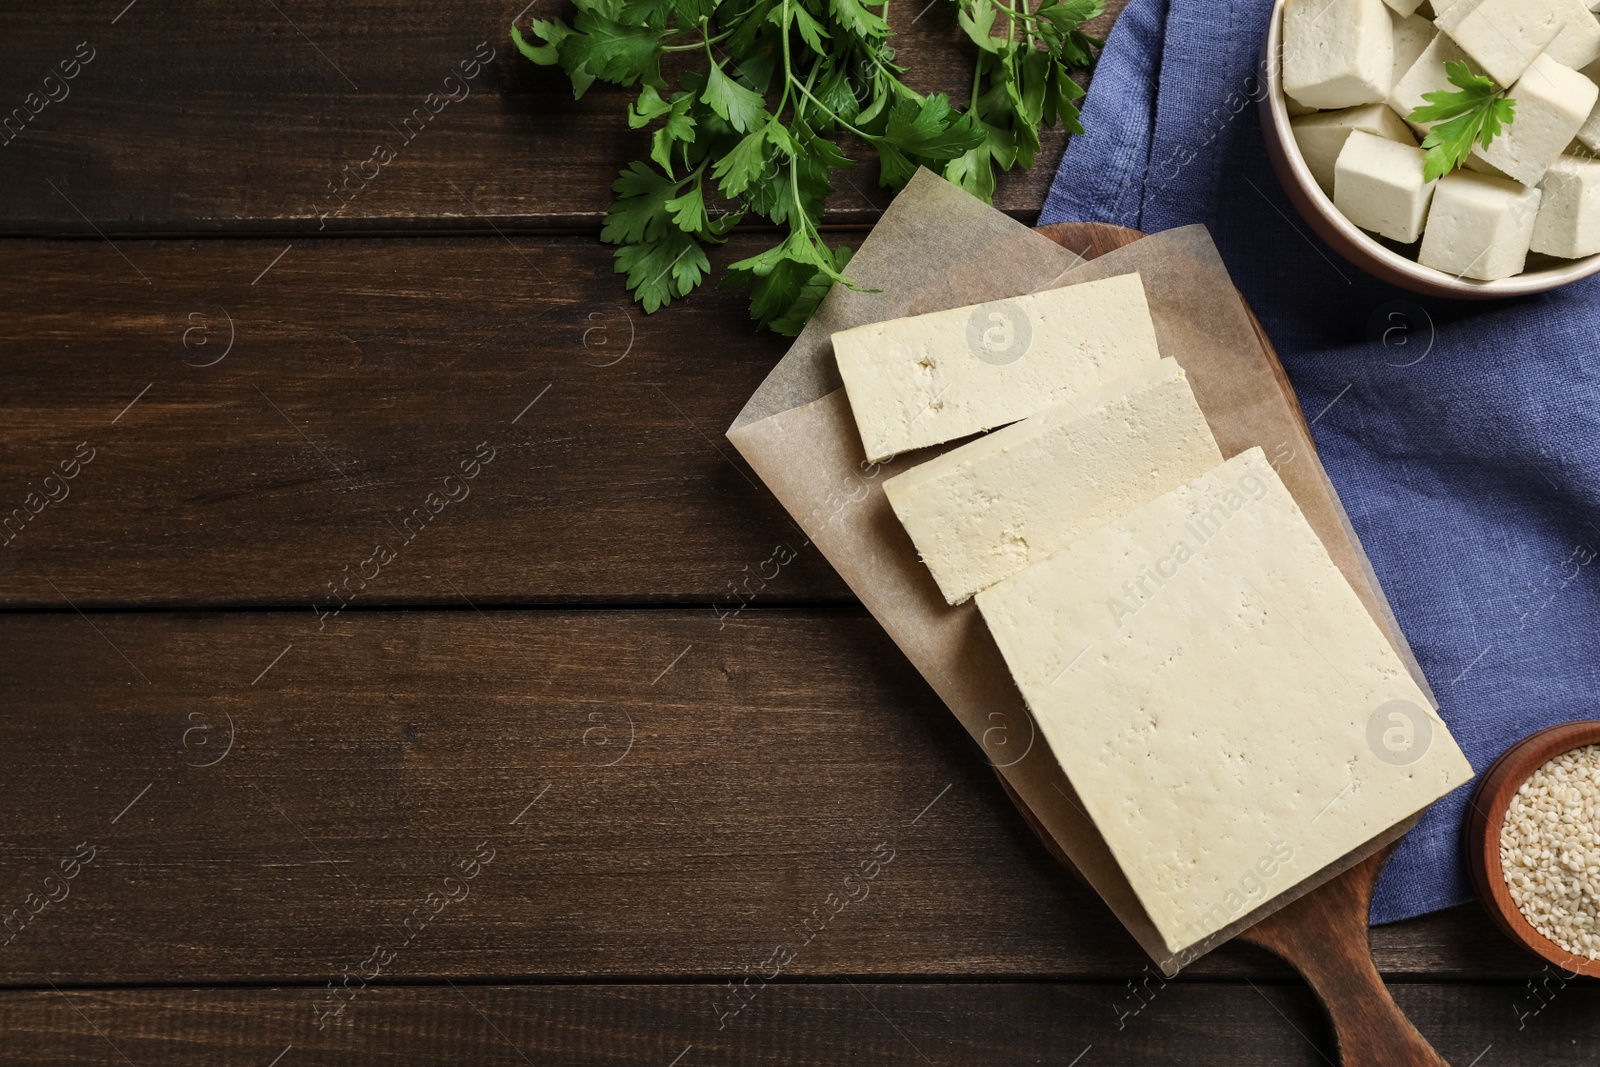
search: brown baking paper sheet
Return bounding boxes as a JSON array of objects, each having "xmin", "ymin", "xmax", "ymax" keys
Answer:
[{"xmin": 727, "ymin": 168, "xmax": 1436, "ymax": 974}]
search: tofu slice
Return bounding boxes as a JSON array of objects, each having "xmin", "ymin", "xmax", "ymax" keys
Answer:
[
  {"xmin": 1420, "ymin": 170, "xmax": 1544, "ymax": 279},
  {"xmin": 1294, "ymin": 104, "xmax": 1418, "ymax": 196},
  {"xmin": 1390, "ymin": 8, "xmax": 1436, "ymax": 87},
  {"xmin": 1532, "ymin": 154, "xmax": 1600, "ymax": 256},
  {"xmin": 1548, "ymin": 0, "xmax": 1600, "ymax": 69},
  {"xmin": 1334, "ymin": 130, "xmax": 1438, "ymax": 242},
  {"xmin": 976, "ymin": 449, "xmax": 1473, "ymax": 955},
  {"xmin": 1472, "ymin": 54, "xmax": 1599, "ymax": 185},
  {"xmin": 1437, "ymin": 0, "xmax": 1568, "ymax": 88},
  {"xmin": 883, "ymin": 359, "xmax": 1222, "ymax": 606},
  {"xmin": 1389, "ymin": 32, "xmax": 1476, "ymax": 134},
  {"xmin": 833, "ymin": 274, "xmax": 1161, "ymax": 464},
  {"xmin": 1283, "ymin": 0, "xmax": 1395, "ymax": 109}
]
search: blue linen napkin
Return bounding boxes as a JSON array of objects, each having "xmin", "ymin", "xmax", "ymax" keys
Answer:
[{"xmin": 1041, "ymin": 0, "xmax": 1600, "ymax": 924}]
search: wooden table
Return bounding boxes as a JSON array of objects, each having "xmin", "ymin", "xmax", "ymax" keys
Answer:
[{"xmin": 0, "ymin": 2, "xmax": 1593, "ymax": 1063}]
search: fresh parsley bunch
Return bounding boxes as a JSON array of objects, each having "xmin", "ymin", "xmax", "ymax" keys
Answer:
[
  {"xmin": 1408, "ymin": 61, "xmax": 1517, "ymax": 183},
  {"xmin": 514, "ymin": 0, "xmax": 1103, "ymax": 334}
]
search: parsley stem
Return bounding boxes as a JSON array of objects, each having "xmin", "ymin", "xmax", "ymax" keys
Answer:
[
  {"xmin": 776, "ymin": 0, "xmax": 794, "ymax": 121},
  {"xmin": 661, "ymin": 27, "xmax": 735, "ymax": 52}
]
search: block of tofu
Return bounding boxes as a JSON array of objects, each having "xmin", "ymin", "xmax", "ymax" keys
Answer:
[
  {"xmin": 1532, "ymin": 154, "xmax": 1600, "ymax": 255},
  {"xmin": 833, "ymin": 274, "xmax": 1161, "ymax": 464},
  {"xmin": 1420, "ymin": 170, "xmax": 1543, "ymax": 279},
  {"xmin": 1463, "ymin": 152, "xmax": 1516, "ymax": 179},
  {"xmin": 883, "ymin": 359, "xmax": 1222, "ymax": 605},
  {"xmin": 1334, "ymin": 130, "xmax": 1437, "ymax": 241},
  {"xmin": 1294, "ymin": 104, "xmax": 1417, "ymax": 195},
  {"xmin": 976, "ymin": 449, "xmax": 1474, "ymax": 955},
  {"xmin": 1437, "ymin": 0, "xmax": 1568, "ymax": 88},
  {"xmin": 1431, "ymin": 0, "xmax": 1469, "ymax": 11},
  {"xmin": 1472, "ymin": 54, "xmax": 1599, "ymax": 185},
  {"xmin": 1389, "ymin": 32, "xmax": 1475, "ymax": 133},
  {"xmin": 1390, "ymin": 8, "xmax": 1436, "ymax": 87},
  {"xmin": 1283, "ymin": 0, "xmax": 1394, "ymax": 109},
  {"xmin": 1582, "ymin": 98, "xmax": 1600, "ymax": 151},
  {"xmin": 1380, "ymin": 0, "xmax": 1425, "ymax": 14},
  {"xmin": 1549, "ymin": 0, "xmax": 1600, "ymax": 69}
]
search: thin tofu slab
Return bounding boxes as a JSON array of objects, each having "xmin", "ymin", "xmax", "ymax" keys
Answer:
[
  {"xmin": 1438, "ymin": 0, "xmax": 1568, "ymax": 88},
  {"xmin": 1532, "ymin": 154, "xmax": 1600, "ymax": 256},
  {"xmin": 834, "ymin": 273, "xmax": 1161, "ymax": 463},
  {"xmin": 1283, "ymin": 0, "xmax": 1394, "ymax": 109},
  {"xmin": 1335, "ymin": 130, "xmax": 1437, "ymax": 241},
  {"xmin": 884, "ymin": 359, "xmax": 1222, "ymax": 605},
  {"xmin": 1420, "ymin": 171, "xmax": 1543, "ymax": 279},
  {"xmin": 1472, "ymin": 54, "xmax": 1598, "ymax": 185},
  {"xmin": 1294, "ymin": 104, "xmax": 1417, "ymax": 195},
  {"xmin": 976, "ymin": 449, "xmax": 1473, "ymax": 955}
]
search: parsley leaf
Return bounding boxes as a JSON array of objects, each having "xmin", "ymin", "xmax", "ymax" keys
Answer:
[
  {"xmin": 616, "ymin": 227, "xmax": 711, "ymax": 312},
  {"xmin": 1409, "ymin": 61, "xmax": 1517, "ymax": 183},
  {"xmin": 514, "ymin": 0, "xmax": 1101, "ymax": 335},
  {"xmin": 701, "ymin": 60, "xmax": 769, "ymax": 134}
]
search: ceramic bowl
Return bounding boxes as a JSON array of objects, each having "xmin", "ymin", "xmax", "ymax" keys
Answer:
[{"xmin": 1258, "ymin": 0, "xmax": 1600, "ymax": 298}]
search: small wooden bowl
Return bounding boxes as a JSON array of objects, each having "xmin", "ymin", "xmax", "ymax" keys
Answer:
[
  {"xmin": 1259, "ymin": 0, "xmax": 1600, "ymax": 299},
  {"xmin": 1466, "ymin": 719, "xmax": 1600, "ymax": 977}
]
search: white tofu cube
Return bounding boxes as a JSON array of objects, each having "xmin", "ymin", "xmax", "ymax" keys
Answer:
[
  {"xmin": 1390, "ymin": 8, "xmax": 1436, "ymax": 87},
  {"xmin": 1420, "ymin": 171, "xmax": 1543, "ymax": 279},
  {"xmin": 1548, "ymin": 0, "xmax": 1600, "ymax": 69},
  {"xmin": 1574, "ymin": 61, "xmax": 1600, "ymax": 150},
  {"xmin": 1294, "ymin": 104, "xmax": 1418, "ymax": 195},
  {"xmin": 1464, "ymin": 152, "xmax": 1514, "ymax": 179},
  {"xmin": 1389, "ymin": 33, "xmax": 1476, "ymax": 133},
  {"xmin": 1334, "ymin": 130, "xmax": 1437, "ymax": 241},
  {"xmin": 1581, "ymin": 99, "xmax": 1600, "ymax": 151},
  {"xmin": 1381, "ymin": 0, "xmax": 1425, "ymax": 14},
  {"xmin": 1473, "ymin": 54, "xmax": 1599, "ymax": 185},
  {"xmin": 1437, "ymin": 0, "xmax": 1568, "ymax": 88},
  {"xmin": 1532, "ymin": 155, "xmax": 1600, "ymax": 256},
  {"xmin": 1284, "ymin": 0, "xmax": 1395, "ymax": 109},
  {"xmin": 1430, "ymin": 0, "xmax": 1468, "ymax": 11}
]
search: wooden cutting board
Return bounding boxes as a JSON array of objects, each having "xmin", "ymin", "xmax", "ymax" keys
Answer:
[{"xmin": 1014, "ymin": 220, "xmax": 1450, "ymax": 1067}]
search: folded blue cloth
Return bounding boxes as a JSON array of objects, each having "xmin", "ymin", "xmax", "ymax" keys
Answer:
[{"xmin": 1042, "ymin": 0, "xmax": 1600, "ymax": 924}]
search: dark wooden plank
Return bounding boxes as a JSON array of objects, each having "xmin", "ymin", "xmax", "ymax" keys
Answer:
[
  {"xmin": 0, "ymin": 609, "xmax": 1541, "ymax": 984},
  {"xmin": 0, "ymin": 1, "xmax": 1126, "ymax": 235},
  {"xmin": 6, "ymin": 981, "xmax": 1595, "ymax": 1066},
  {"xmin": 0, "ymin": 234, "xmax": 858, "ymax": 607}
]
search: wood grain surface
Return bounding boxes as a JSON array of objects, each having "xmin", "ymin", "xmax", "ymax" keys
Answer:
[
  {"xmin": 0, "ymin": 0, "xmax": 1583, "ymax": 1063},
  {"xmin": 0, "ymin": 236, "xmax": 841, "ymax": 607},
  {"xmin": 0, "ymin": 611, "xmax": 1543, "ymax": 985},
  {"xmin": 7, "ymin": 982, "xmax": 1593, "ymax": 1067},
  {"xmin": 0, "ymin": 1, "xmax": 1123, "ymax": 235}
]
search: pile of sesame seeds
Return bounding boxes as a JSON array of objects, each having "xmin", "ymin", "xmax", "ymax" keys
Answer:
[{"xmin": 1500, "ymin": 743, "xmax": 1600, "ymax": 961}]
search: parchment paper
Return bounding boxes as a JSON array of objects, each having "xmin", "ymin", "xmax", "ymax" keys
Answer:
[{"xmin": 727, "ymin": 169, "xmax": 1435, "ymax": 973}]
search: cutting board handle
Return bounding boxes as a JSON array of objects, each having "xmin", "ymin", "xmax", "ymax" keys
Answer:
[{"xmin": 1239, "ymin": 845, "xmax": 1448, "ymax": 1066}]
